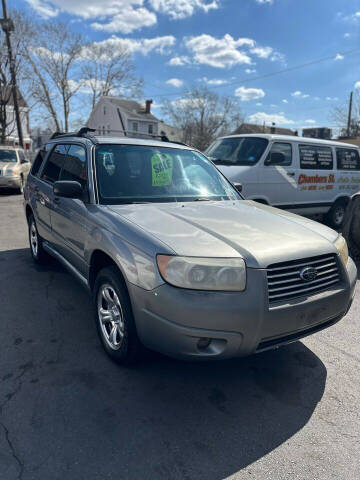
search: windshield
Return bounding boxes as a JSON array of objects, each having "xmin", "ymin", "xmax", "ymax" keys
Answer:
[
  {"xmin": 205, "ymin": 137, "xmax": 268, "ymax": 166},
  {"xmin": 0, "ymin": 150, "xmax": 17, "ymax": 162},
  {"xmin": 95, "ymin": 144, "xmax": 241, "ymax": 205}
]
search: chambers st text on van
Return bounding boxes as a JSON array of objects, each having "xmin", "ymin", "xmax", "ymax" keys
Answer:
[{"xmin": 205, "ymin": 134, "xmax": 360, "ymax": 228}]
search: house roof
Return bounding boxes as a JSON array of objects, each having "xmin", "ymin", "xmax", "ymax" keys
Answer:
[
  {"xmin": 105, "ymin": 97, "xmax": 159, "ymax": 122},
  {"xmin": 0, "ymin": 86, "xmax": 28, "ymax": 108},
  {"xmin": 231, "ymin": 122, "xmax": 295, "ymax": 136}
]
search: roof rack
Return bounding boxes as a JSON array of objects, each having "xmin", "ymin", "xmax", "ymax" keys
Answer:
[
  {"xmin": 50, "ymin": 127, "xmax": 189, "ymax": 147},
  {"xmin": 50, "ymin": 127, "xmax": 98, "ymax": 144}
]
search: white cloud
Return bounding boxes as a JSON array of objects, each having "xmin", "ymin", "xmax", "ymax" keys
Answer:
[
  {"xmin": 200, "ymin": 77, "xmax": 228, "ymax": 85},
  {"xmin": 305, "ymin": 119, "xmax": 316, "ymax": 124},
  {"xmin": 334, "ymin": 53, "xmax": 344, "ymax": 61},
  {"xmin": 149, "ymin": 0, "xmax": 219, "ymax": 20},
  {"xmin": 291, "ymin": 90, "xmax": 309, "ymax": 99},
  {"xmin": 91, "ymin": 8, "xmax": 156, "ymax": 34},
  {"xmin": 256, "ymin": 0, "xmax": 274, "ymax": 4},
  {"xmin": 256, "ymin": 102, "xmax": 262, "ymax": 106},
  {"xmin": 168, "ymin": 56, "xmax": 191, "ymax": 66},
  {"xmin": 282, "ymin": 99, "xmax": 288, "ymax": 103},
  {"xmin": 248, "ymin": 112, "xmax": 295, "ymax": 125},
  {"xmin": 355, "ymin": 81, "xmax": 360, "ymax": 89},
  {"xmin": 235, "ymin": 86, "xmax": 265, "ymax": 101},
  {"xmin": 82, "ymin": 35, "xmax": 176, "ymax": 58},
  {"xmin": 26, "ymin": 0, "xmax": 157, "ymax": 33},
  {"xmin": 184, "ymin": 33, "xmax": 283, "ymax": 68},
  {"xmin": 270, "ymin": 104, "xmax": 277, "ymax": 107},
  {"xmin": 344, "ymin": 32, "xmax": 350, "ymax": 38},
  {"xmin": 245, "ymin": 68, "xmax": 256, "ymax": 74},
  {"xmin": 326, "ymin": 96, "xmax": 339, "ymax": 101},
  {"xmin": 166, "ymin": 78, "xmax": 184, "ymax": 87}
]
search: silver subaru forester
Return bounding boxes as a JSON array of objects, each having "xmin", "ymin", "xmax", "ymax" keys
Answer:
[{"xmin": 24, "ymin": 131, "xmax": 357, "ymax": 364}]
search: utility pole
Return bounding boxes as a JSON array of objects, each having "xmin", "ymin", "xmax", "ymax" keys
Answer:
[
  {"xmin": 0, "ymin": 0, "xmax": 24, "ymax": 148},
  {"xmin": 346, "ymin": 91, "xmax": 353, "ymax": 137}
]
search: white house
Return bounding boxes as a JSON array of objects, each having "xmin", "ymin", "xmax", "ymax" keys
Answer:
[
  {"xmin": 0, "ymin": 86, "xmax": 31, "ymax": 150},
  {"xmin": 87, "ymin": 97, "xmax": 159, "ymax": 138}
]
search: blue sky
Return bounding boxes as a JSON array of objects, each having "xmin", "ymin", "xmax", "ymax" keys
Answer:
[{"xmin": 12, "ymin": 0, "xmax": 360, "ymax": 132}]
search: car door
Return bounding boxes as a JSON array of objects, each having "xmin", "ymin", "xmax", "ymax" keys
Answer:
[
  {"xmin": 18, "ymin": 150, "xmax": 31, "ymax": 180},
  {"xmin": 35, "ymin": 144, "xmax": 68, "ymax": 242},
  {"xmin": 258, "ymin": 141, "xmax": 299, "ymax": 207},
  {"xmin": 50, "ymin": 143, "xmax": 90, "ymax": 276}
]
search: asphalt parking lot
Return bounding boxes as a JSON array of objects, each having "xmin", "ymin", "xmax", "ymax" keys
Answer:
[{"xmin": 0, "ymin": 191, "xmax": 359, "ymax": 480}]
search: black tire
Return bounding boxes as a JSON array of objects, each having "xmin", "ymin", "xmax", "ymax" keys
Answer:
[
  {"xmin": 326, "ymin": 200, "xmax": 347, "ymax": 229},
  {"xmin": 93, "ymin": 266, "xmax": 142, "ymax": 365},
  {"xmin": 28, "ymin": 214, "xmax": 49, "ymax": 264}
]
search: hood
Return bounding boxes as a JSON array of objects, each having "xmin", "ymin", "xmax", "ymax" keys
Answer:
[
  {"xmin": 107, "ymin": 200, "xmax": 339, "ymax": 268},
  {"xmin": 0, "ymin": 162, "xmax": 18, "ymax": 172}
]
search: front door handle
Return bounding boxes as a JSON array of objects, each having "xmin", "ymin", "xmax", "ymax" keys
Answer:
[
  {"xmin": 287, "ymin": 172, "xmax": 295, "ymax": 177},
  {"xmin": 53, "ymin": 197, "xmax": 61, "ymax": 205}
]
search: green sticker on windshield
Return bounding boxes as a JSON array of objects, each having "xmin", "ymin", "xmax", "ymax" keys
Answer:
[{"xmin": 151, "ymin": 153, "xmax": 173, "ymax": 186}]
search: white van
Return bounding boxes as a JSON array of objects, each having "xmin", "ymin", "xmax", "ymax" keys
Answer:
[{"xmin": 205, "ymin": 134, "xmax": 360, "ymax": 228}]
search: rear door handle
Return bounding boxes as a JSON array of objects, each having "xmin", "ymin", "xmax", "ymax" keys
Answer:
[{"xmin": 287, "ymin": 172, "xmax": 295, "ymax": 177}]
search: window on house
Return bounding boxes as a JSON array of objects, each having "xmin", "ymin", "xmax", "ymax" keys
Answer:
[
  {"xmin": 133, "ymin": 122, "xmax": 138, "ymax": 132},
  {"xmin": 148, "ymin": 124, "xmax": 153, "ymax": 134},
  {"xmin": 107, "ymin": 125, "xmax": 111, "ymax": 135},
  {"xmin": 104, "ymin": 106, "xmax": 106, "ymax": 115},
  {"xmin": 102, "ymin": 126, "xmax": 106, "ymax": 135}
]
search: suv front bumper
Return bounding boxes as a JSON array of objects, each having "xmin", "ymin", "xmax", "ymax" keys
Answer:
[
  {"xmin": 129, "ymin": 257, "xmax": 357, "ymax": 360},
  {"xmin": 0, "ymin": 175, "xmax": 21, "ymax": 189}
]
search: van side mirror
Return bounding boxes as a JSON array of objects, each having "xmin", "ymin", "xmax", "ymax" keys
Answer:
[
  {"xmin": 53, "ymin": 180, "xmax": 83, "ymax": 199},
  {"xmin": 265, "ymin": 152, "xmax": 285, "ymax": 166},
  {"xmin": 233, "ymin": 182, "xmax": 242, "ymax": 193}
]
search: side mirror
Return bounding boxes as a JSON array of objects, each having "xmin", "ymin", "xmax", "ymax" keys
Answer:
[
  {"xmin": 53, "ymin": 180, "xmax": 83, "ymax": 199},
  {"xmin": 233, "ymin": 182, "xmax": 243, "ymax": 193},
  {"xmin": 265, "ymin": 151, "xmax": 285, "ymax": 166}
]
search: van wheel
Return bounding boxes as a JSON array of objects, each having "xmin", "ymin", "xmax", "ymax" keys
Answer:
[
  {"xmin": 326, "ymin": 200, "xmax": 347, "ymax": 229},
  {"xmin": 93, "ymin": 266, "xmax": 143, "ymax": 365},
  {"xmin": 28, "ymin": 214, "xmax": 49, "ymax": 264}
]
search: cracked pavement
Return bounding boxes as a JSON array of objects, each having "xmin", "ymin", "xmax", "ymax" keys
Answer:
[{"xmin": 0, "ymin": 192, "xmax": 359, "ymax": 480}]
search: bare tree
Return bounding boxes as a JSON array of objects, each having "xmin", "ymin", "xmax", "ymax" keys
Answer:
[
  {"xmin": 330, "ymin": 92, "xmax": 360, "ymax": 137},
  {"xmin": 80, "ymin": 42, "xmax": 143, "ymax": 111},
  {"xmin": 163, "ymin": 87, "xmax": 243, "ymax": 150}
]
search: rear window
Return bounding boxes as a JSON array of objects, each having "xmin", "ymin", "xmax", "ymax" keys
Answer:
[
  {"xmin": 336, "ymin": 148, "xmax": 360, "ymax": 171},
  {"xmin": 205, "ymin": 137, "xmax": 268, "ymax": 166},
  {"xmin": 299, "ymin": 145, "xmax": 333, "ymax": 170}
]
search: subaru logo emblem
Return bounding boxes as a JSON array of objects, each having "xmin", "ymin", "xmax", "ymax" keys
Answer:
[{"xmin": 299, "ymin": 266, "xmax": 317, "ymax": 282}]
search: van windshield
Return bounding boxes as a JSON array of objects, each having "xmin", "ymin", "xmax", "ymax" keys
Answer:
[{"xmin": 205, "ymin": 137, "xmax": 268, "ymax": 166}]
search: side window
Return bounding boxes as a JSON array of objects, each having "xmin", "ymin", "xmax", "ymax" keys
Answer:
[
  {"xmin": 265, "ymin": 142, "xmax": 292, "ymax": 166},
  {"xmin": 336, "ymin": 148, "xmax": 360, "ymax": 171},
  {"xmin": 31, "ymin": 148, "xmax": 47, "ymax": 176},
  {"xmin": 41, "ymin": 144, "xmax": 69, "ymax": 184},
  {"xmin": 60, "ymin": 145, "xmax": 87, "ymax": 189},
  {"xmin": 299, "ymin": 145, "xmax": 333, "ymax": 170}
]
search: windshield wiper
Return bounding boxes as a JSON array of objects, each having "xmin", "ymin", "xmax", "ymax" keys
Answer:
[{"xmin": 212, "ymin": 158, "xmax": 234, "ymax": 165}]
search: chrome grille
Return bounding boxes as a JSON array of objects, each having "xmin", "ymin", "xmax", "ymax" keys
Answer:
[{"xmin": 267, "ymin": 254, "xmax": 340, "ymax": 304}]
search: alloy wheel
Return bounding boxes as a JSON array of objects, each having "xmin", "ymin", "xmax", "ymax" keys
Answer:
[
  {"xmin": 97, "ymin": 284, "xmax": 125, "ymax": 350},
  {"xmin": 30, "ymin": 221, "xmax": 38, "ymax": 258}
]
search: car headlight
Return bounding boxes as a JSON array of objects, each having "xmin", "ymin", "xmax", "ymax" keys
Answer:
[
  {"xmin": 334, "ymin": 235, "xmax": 348, "ymax": 265},
  {"xmin": 157, "ymin": 255, "xmax": 246, "ymax": 291},
  {"xmin": 5, "ymin": 167, "xmax": 20, "ymax": 177}
]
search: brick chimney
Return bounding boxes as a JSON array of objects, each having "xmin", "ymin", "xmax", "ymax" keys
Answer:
[{"xmin": 145, "ymin": 99, "xmax": 153, "ymax": 114}]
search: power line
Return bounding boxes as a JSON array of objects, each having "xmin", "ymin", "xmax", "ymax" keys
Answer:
[{"xmin": 146, "ymin": 48, "xmax": 360, "ymax": 98}]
